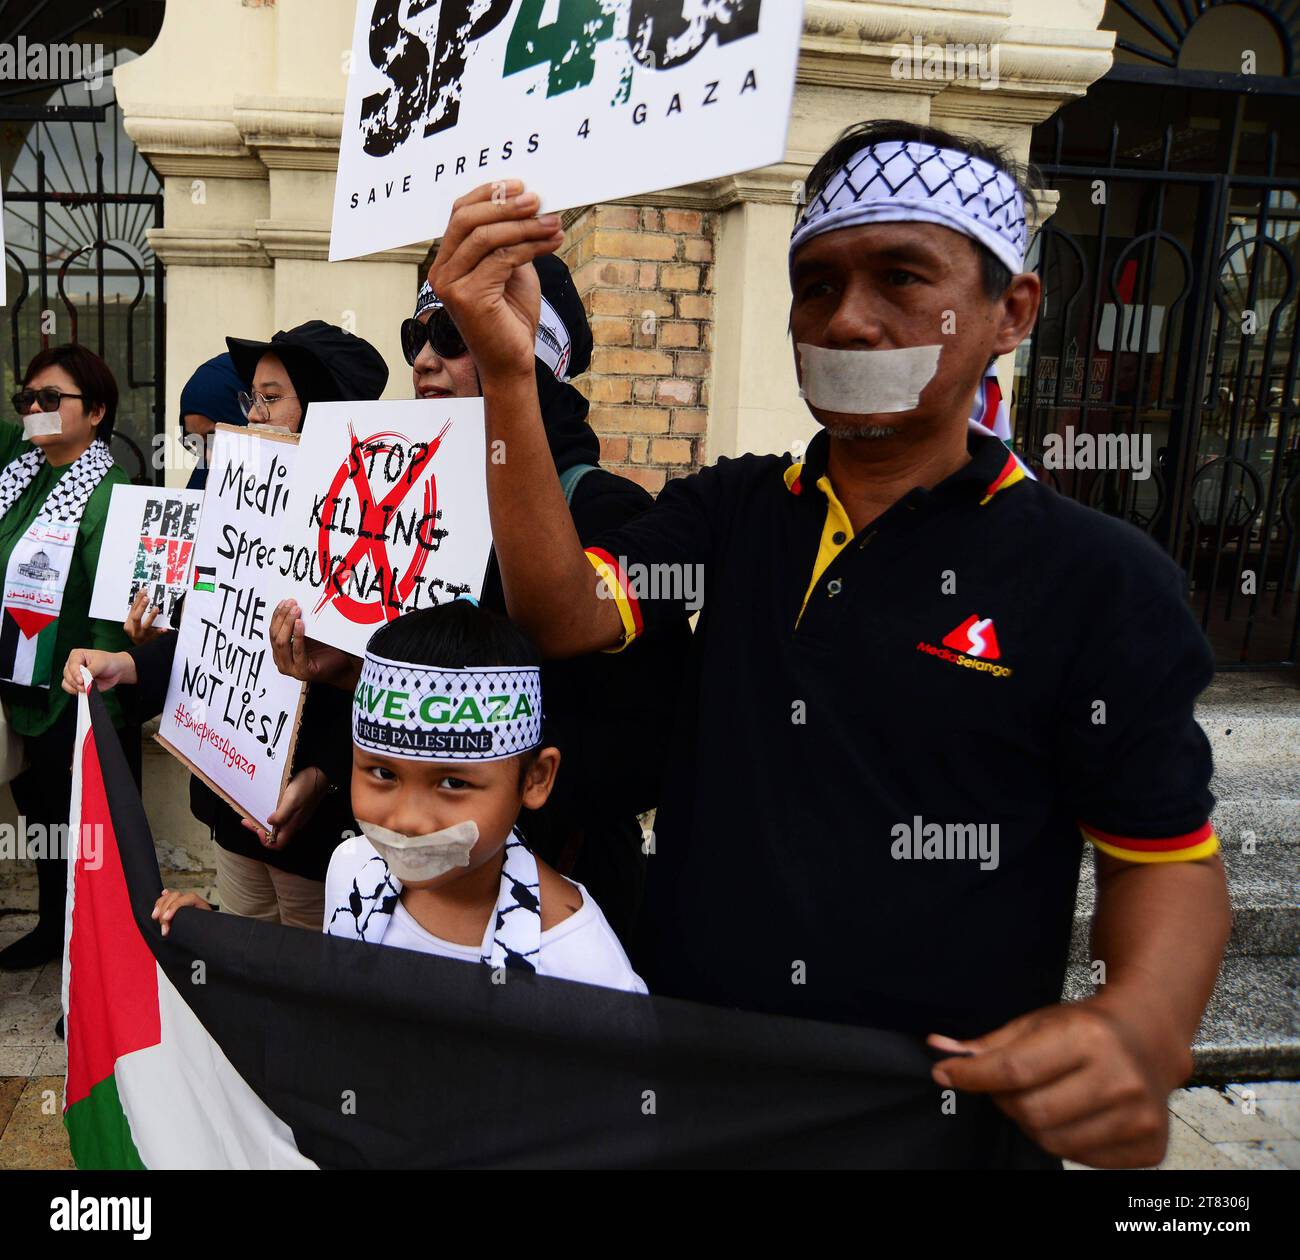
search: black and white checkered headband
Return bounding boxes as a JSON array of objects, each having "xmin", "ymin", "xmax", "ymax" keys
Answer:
[
  {"xmin": 413, "ymin": 283, "xmax": 573, "ymax": 383},
  {"xmin": 413, "ymin": 280, "xmax": 440, "ymax": 321},
  {"xmin": 790, "ymin": 140, "xmax": 1028, "ymax": 276},
  {"xmin": 353, "ymin": 651, "xmax": 543, "ymax": 762}
]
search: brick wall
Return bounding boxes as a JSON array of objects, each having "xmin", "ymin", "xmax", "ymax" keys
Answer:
[{"xmin": 561, "ymin": 204, "xmax": 715, "ymax": 493}]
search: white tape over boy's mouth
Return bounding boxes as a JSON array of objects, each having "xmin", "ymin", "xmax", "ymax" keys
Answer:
[
  {"xmin": 356, "ymin": 818, "xmax": 479, "ymax": 884},
  {"xmin": 22, "ymin": 411, "xmax": 63, "ymax": 439},
  {"xmin": 797, "ymin": 344, "xmax": 942, "ymax": 415}
]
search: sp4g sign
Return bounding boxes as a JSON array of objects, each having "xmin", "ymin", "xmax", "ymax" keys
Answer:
[{"xmin": 330, "ymin": 0, "xmax": 803, "ymax": 260}]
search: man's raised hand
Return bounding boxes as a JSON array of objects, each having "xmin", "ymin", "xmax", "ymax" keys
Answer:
[{"xmin": 426, "ymin": 181, "xmax": 564, "ymax": 382}]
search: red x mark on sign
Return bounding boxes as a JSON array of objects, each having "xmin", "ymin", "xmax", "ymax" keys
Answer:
[{"xmin": 314, "ymin": 421, "xmax": 451, "ymax": 625}]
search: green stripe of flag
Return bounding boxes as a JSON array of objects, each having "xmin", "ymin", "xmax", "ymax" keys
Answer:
[
  {"xmin": 64, "ymin": 1071, "xmax": 147, "ymax": 1170},
  {"xmin": 32, "ymin": 620, "xmax": 58, "ymax": 687}
]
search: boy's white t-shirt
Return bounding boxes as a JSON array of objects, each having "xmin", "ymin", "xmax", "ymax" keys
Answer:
[
  {"xmin": 384, "ymin": 885, "xmax": 647, "ymax": 994},
  {"xmin": 324, "ymin": 839, "xmax": 647, "ymax": 995}
]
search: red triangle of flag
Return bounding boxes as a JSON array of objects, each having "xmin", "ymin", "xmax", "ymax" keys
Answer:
[{"xmin": 8, "ymin": 607, "xmax": 57, "ymax": 639}]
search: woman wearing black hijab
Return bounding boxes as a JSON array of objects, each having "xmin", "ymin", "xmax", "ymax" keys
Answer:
[{"xmin": 65, "ymin": 322, "xmax": 389, "ymax": 928}]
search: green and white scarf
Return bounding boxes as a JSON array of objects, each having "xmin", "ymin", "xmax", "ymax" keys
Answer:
[{"xmin": 0, "ymin": 439, "xmax": 115, "ymax": 687}]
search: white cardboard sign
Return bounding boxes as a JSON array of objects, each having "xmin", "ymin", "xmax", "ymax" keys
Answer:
[
  {"xmin": 157, "ymin": 427, "xmax": 306, "ymax": 832},
  {"xmin": 330, "ymin": 0, "xmax": 804, "ymax": 260},
  {"xmin": 89, "ymin": 485, "xmax": 204, "ymax": 631},
  {"xmin": 276, "ymin": 398, "xmax": 492, "ymax": 658}
]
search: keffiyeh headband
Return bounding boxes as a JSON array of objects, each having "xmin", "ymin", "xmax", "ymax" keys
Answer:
[
  {"xmin": 353, "ymin": 650, "xmax": 543, "ymax": 762},
  {"xmin": 412, "ymin": 282, "xmax": 575, "ymax": 383},
  {"xmin": 790, "ymin": 140, "xmax": 1029, "ymax": 276},
  {"xmin": 413, "ymin": 279, "xmax": 440, "ymax": 321}
]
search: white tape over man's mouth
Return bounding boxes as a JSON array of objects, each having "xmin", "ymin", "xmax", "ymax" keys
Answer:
[
  {"xmin": 357, "ymin": 818, "xmax": 479, "ymax": 884},
  {"xmin": 797, "ymin": 344, "xmax": 942, "ymax": 415},
  {"xmin": 23, "ymin": 411, "xmax": 63, "ymax": 439}
]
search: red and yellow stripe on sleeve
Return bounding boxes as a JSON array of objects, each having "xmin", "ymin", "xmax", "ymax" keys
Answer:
[
  {"xmin": 1080, "ymin": 819, "xmax": 1219, "ymax": 863},
  {"xmin": 584, "ymin": 547, "xmax": 644, "ymax": 653}
]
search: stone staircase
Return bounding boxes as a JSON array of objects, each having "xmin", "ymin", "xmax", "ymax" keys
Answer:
[{"xmin": 1067, "ymin": 670, "xmax": 1300, "ymax": 1082}]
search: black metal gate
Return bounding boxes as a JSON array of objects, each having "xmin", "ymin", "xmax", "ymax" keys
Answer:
[
  {"xmin": 1, "ymin": 2, "xmax": 165, "ymax": 484},
  {"xmin": 1018, "ymin": 44, "xmax": 1300, "ymax": 667}
]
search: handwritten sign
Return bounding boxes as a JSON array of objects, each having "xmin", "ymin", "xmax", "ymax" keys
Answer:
[
  {"xmin": 276, "ymin": 399, "xmax": 492, "ymax": 658},
  {"xmin": 157, "ymin": 427, "xmax": 306, "ymax": 831},
  {"xmin": 89, "ymin": 485, "xmax": 204, "ymax": 631},
  {"xmin": 329, "ymin": 0, "xmax": 803, "ymax": 260}
]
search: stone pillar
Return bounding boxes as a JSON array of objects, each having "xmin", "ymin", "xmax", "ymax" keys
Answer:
[{"xmin": 114, "ymin": 0, "xmax": 424, "ymax": 492}]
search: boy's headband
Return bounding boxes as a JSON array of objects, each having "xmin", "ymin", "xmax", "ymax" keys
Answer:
[
  {"xmin": 354, "ymin": 651, "xmax": 543, "ymax": 762},
  {"xmin": 790, "ymin": 140, "xmax": 1029, "ymax": 276}
]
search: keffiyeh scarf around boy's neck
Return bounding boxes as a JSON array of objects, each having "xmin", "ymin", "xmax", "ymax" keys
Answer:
[
  {"xmin": 0, "ymin": 438, "xmax": 115, "ymax": 687},
  {"xmin": 325, "ymin": 829, "xmax": 542, "ymax": 974}
]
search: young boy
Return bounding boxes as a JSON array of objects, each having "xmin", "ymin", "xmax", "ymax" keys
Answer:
[{"xmin": 154, "ymin": 601, "xmax": 646, "ymax": 994}]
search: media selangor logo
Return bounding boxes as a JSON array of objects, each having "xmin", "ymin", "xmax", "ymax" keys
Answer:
[{"xmin": 0, "ymin": 38, "xmax": 105, "ymax": 91}]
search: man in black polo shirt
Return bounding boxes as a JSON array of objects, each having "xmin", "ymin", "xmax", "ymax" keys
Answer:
[{"xmin": 425, "ymin": 121, "xmax": 1231, "ymax": 1169}]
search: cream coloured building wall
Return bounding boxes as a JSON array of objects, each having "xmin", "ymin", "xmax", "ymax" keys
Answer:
[{"xmin": 115, "ymin": 0, "xmax": 1113, "ymax": 486}]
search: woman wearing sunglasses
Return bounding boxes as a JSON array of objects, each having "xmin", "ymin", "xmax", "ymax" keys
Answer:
[
  {"xmin": 273, "ymin": 258, "xmax": 692, "ymax": 945},
  {"xmin": 0, "ymin": 345, "xmax": 137, "ymax": 971}
]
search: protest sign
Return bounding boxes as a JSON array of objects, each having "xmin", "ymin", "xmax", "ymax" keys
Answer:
[
  {"xmin": 330, "ymin": 0, "xmax": 804, "ymax": 260},
  {"xmin": 276, "ymin": 399, "xmax": 492, "ymax": 658},
  {"xmin": 157, "ymin": 427, "xmax": 305, "ymax": 831},
  {"xmin": 89, "ymin": 485, "xmax": 204, "ymax": 631}
]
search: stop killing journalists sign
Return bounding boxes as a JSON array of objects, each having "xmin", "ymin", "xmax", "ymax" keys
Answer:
[
  {"xmin": 277, "ymin": 398, "xmax": 492, "ymax": 658},
  {"xmin": 330, "ymin": 0, "xmax": 804, "ymax": 260},
  {"xmin": 158, "ymin": 428, "xmax": 306, "ymax": 832}
]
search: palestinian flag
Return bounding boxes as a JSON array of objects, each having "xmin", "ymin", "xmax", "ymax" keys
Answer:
[
  {"xmin": 0, "ymin": 606, "xmax": 58, "ymax": 687},
  {"xmin": 61, "ymin": 685, "xmax": 1044, "ymax": 1169},
  {"xmin": 62, "ymin": 677, "xmax": 312, "ymax": 1168},
  {"xmin": 192, "ymin": 565, "xmax": 216, "ymax": 593}
]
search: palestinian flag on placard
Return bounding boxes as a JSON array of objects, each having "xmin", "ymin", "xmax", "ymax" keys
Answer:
[
  {"xmin": 192, "ymin": 564, "xmax": 216, "ymax": 593},
  {"xmin": 62, "ymin": 685, "xmax": 1046, "ymax": 1170},
  {"xmin": 0, "ymin": 606, "xmax": 59, "ymax": 687}
]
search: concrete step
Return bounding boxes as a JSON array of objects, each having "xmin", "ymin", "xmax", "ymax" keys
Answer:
[
  {"xmin": 1071, "ymin": 840, "xmax": 1300, "ymax": 961},
  {"xmin": 1209, "ymin": 797, "xmax": 1300, "ymax": 849},
  {"xmin": 1063, "ymin": 955, "xmax": 1300, "ymax": 1083},
  {"xmin": 1195, "ymin": 672, "xmax": 1300, "ymax": 772}
]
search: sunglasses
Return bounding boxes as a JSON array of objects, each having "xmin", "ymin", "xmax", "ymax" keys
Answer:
[
  {"xmin": 401, "ymin": 308, "xmax": 468, "ymax": 366},
  {"xmin": 12, "ymin": 387, "xmax": 84, "ymax": 415}
]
